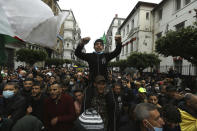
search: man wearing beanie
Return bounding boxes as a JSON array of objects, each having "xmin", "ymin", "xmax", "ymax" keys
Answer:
[{"xmin": 75, "ymin": 35, "xmax": 122, "ymax": 83}]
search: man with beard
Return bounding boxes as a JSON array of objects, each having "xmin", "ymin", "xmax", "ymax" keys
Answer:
[
  {"xmin": 44, "ymin": 83, "xmax": 76, "ymax": 131},
  {"xmin": 27, "ymin": 81, "xmax": 47, "ymax": 123},
  {"xmin": 73, "ymin": 89, "xmax": 84, "ymax": 117},
  {"xmin": 108, "ymin": 82, "xmax": 124, "ymax": 131},
  {"xmin": 20, "ymin": 78, "xmax": 34, "ymax": 104}
]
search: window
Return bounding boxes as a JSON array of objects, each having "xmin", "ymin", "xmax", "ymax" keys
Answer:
[
  {"xmin": 126, "ymin": 44, "xmax": 128, "ymax": 53},
  {"xmin": 127, "ymin": 24, "xmax": 129, "ymax": 34},
  {"xmin": 176, "ymin": 0, "xmax": 181, "ymax": 11},
  {"xmin": 146, "ymin": 12, "xmax": 149, "ymax": 20},
  {"xmin": 175, "ymin": 21, "xmax": 185, "ymax": 31},
  {"xmin": 122, "ymin": 47, "xmax": 124, "ymax": 55},
  {"xmin": 156, "ymin": 32, "xmax": 162, "ymax": 39},
  {"xmin": 118, "ymin": 20, "xmax": 121, "ymax": 26},
  {"xmin": 130, "ymin": 43, "xmax": 133, "ymax": 52},
  {"xmin": 185, "ymin": 0, "xmax": 191, "ymax": 5},
  {"xmin": 123, "ymin": 28, "xmax": 125, "ymax": 36},
  {"xmin": 67, "ymin": 43, "xmax": 69, "ymax": 47},
  {"xmin": 158, "ymin": 9, "xmax": 162, "ymax": 20},
  {"xmin": 131, "ymin": 19, "xmax": 134, "ymax": 30}
]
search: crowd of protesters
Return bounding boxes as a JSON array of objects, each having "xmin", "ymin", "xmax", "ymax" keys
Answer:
[
  {"xmin": 0, "ymin": 35, "xmax": 196, "ymax": 131},
  {"xmin": 0, "ymin": 65, "xmax": 196, "ymax": 131}
]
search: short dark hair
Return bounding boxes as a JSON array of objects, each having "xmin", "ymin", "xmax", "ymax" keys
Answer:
[
  {"xmin": 166, "ymin": 84, "xmax": 177, "ymax": 92},
  {"xmin": 50, "ymin": 82, "xmax": 61, "ymax": 88},
  {"xmin": 162, "ymin": 104, "xmax": 181, "ymax": 123},
  {"xmin": 113, "ymin": 82, "xmax": 121, "ymax": 88},
  {"xmin": 4, "ymin": 82, "xmax": 19, "ymax": 89},
  {"xmin": 148, "ymin": 93, "xmax": 158, "ymax": 99},
  {"xmin": 94, "ymin": 39, "xmax": 104, "ymax": 46},
  {"xmin": 33, "ymin": 81, "xmax": 41, "ymax": 87},
  {"xmin": 62, "ymin": 80, "xmax": 69, "ymax": 87},
  {"xmin": 73, "ymin": 89, "xmax": 83, "ymax": 94},
  {"xmin": 24, "ymin": 78, "xmax": 34, "ymax": 82},
  {"xmin": 36, "ymin": 73, "xmax": 44, "ymax": 78}
]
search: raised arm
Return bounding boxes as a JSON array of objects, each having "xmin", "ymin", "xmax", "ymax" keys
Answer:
[
  {"xmin": 107, "ymin": 35, "xmax": 122, "ymax": 60},
  {"xmin": 74, "ymin": 37, "xmax": 91, "ymax": 61}
]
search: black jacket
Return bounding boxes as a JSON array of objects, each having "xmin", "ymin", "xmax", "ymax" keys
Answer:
[
  {"xmin": 29, "ymin": 93, "xmax": 47, "ymax": 123},
  {"xmin": 1, "ymin": 93, "xmax": 26, "ymax": 124},
  {"xmin": 75, "ymin": 42, "xmax": 122, "ymax": 82}
]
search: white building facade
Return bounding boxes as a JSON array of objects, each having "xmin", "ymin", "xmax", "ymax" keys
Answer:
[
  {"xmin": 119, "ymin": 2, "xmax": 157, "ymax": 60},
  {"xmin": 62, "ymin": 10, "xmax": 83, "ymax": 61},
  {"xmin": 105, "ymin": 14, "xmax": 125, "ymax": 62},
  {"xmin": 152, "ymin": 0, "xmax": 197, "ymax": 75}
]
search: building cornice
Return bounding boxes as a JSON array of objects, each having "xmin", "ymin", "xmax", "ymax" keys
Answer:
[{"xmin": 119, "ymin": 1, "xmax": 157, "ymax": 30}]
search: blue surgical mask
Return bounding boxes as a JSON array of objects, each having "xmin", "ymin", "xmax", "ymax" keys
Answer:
[
  {"xmin": 153, "ymin": 127, "xmax": 163, "ymax": 131},
  {"xmin": 3, "ymin": 90, "xmax": 15, "ymax": 99},
  {"xmin": 94, "ymin": 51, "xmax": 103, "ymax": 54},
  {"xmin": 19, "ymin": 74, "xmax": 22, "ymax": 78},
  {"xmin": 147, "ymin": 121, "xmax": 163, "ymax": 131}
]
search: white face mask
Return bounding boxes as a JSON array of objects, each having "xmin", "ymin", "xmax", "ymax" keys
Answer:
[
  {"xmin": 3, "ymin": 90, "xmax": 15, "ymax": 99},
  {"xmin": 146, "ymin": 120, "xmax": 163, "ymax": 131},
  {"xmin": 69, "ymin": 81, "xmax": 74, "ymax": 85}
]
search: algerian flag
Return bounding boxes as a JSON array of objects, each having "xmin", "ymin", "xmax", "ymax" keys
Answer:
[
  {"xmin": 0, "ymin": 34, "xmax": 22, "ymax": 65},
  {"xmin": 0, "ymin": 0, "xmax": 69, "ymax": 48},
  {"xmin": 101, "ymin": 32, "xmax": 107, "ymax": 44}
]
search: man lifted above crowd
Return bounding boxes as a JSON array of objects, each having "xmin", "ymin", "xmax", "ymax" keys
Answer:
[{"xmin": 75, "ymin": 35, "xmax": 122, "ymax": 82}]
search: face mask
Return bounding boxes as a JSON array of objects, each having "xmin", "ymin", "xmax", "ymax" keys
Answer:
[
  {"xmin": 77, "ymin": 80, "xmax": 80, "ymax": 82},
  {"xmin": 153, "ymin": 127, "xmax": 163, "ymax": 131},
  {"xmin": 147, "ymin": 120, "xmax": 163, "ymax": 131},
  {"xmin": 19, "ymin": 74, "xmax": 22, "ymax": 78},
  {"xmin": 69, "ymin": 81, "xmax": 74, "ymax": 85},
  {"xmin": 155, "ymin": 87, "xmax": 160, "ymax": 92},
  {"xmin": 3, "ymin": 90, "xmax": 15, "ymax": 99},
  {"xmin": 94, "ymin": 51, "xmax": 103, "ymax": 54}
]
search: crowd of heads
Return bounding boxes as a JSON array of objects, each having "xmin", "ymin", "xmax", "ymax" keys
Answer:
[{"xmin": 0, "ymin": 65, "xmax": 197, "ymax": 131}]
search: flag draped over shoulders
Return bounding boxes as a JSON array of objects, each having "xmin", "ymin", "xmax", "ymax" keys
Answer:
[{"xmin": 178, "ymin": 109, "xmax": 197, "ymax": 131}]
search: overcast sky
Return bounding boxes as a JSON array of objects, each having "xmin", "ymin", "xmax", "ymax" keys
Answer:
[{"xmin": 57, "ymin": 0, "xmax": 162, "ymax": 53}]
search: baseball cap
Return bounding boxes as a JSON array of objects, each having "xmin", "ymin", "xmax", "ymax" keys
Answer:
[
  {"xmin": 138, "ymin": 87, "xmax": 146, "ymax": 93},
  {"xmin": 95, "ymin": 75, "xmax": 106, "ymax": 83}
]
